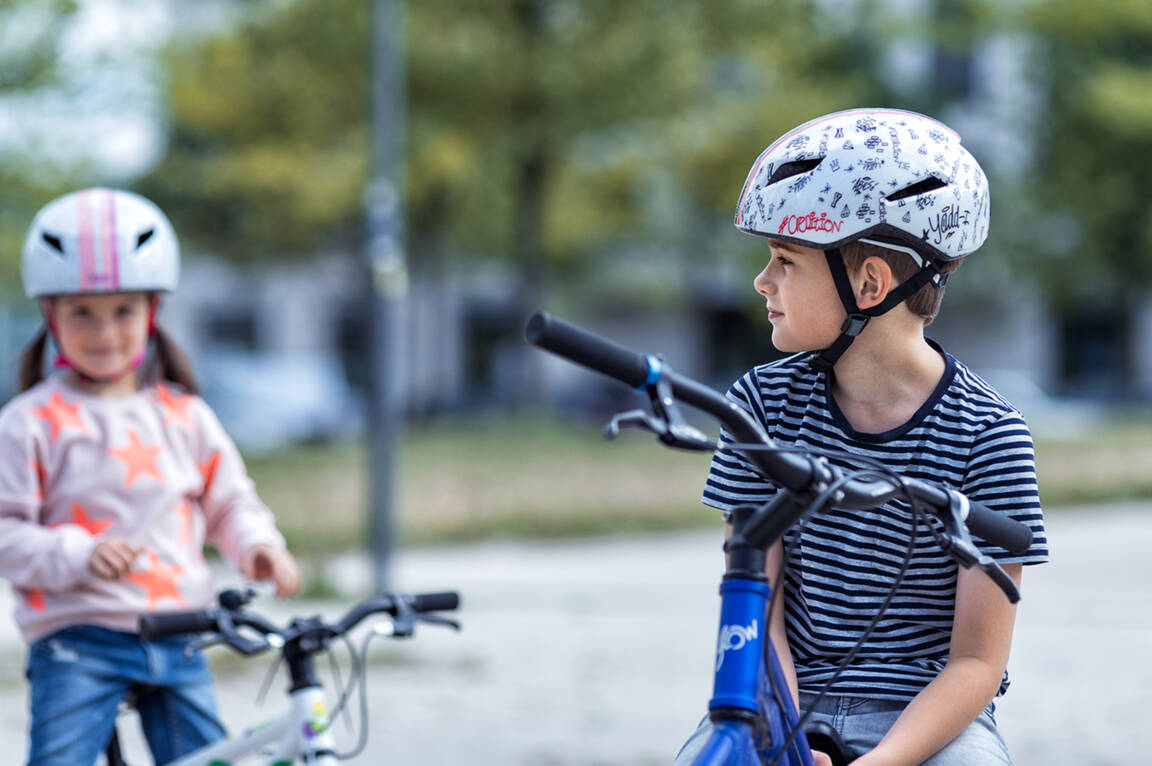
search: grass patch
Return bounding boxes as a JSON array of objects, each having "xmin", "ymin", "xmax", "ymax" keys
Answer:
[
  {"xmin": 246, "ymin": 414, "xmax": 718, "ymax": 556},
  {"xmin": 1034, "ymin": 413, "xmax": 1152, "ymax": 507},
  {"xmin": 243, "ymin": 412, "xmax": 1152, "ymax": 558}
]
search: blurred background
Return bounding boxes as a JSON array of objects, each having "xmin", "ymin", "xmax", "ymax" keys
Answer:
[
  {"xmin": 0, "ymin": 0, "xmax": 1150, "ymax": 761},
  {"xmin": 3, "ymin": 0, "xmax": 1149, "ymax": 557}
]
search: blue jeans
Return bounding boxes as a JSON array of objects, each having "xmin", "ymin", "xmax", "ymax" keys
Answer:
[
  {"xmin": 798, "ymin": 693, "xmax": 1011, "ymax": 765},
  {"xmin": 674, "ymin": 693, "xmax": 1012, "ymax": 765},
  {"xmin": 25, "ymin": 625, "xmax": 227, "ymax": 766}
]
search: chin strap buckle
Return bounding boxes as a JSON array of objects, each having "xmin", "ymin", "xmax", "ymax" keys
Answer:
[{"xmin": 840, "ymin": 313, "xmax": 871, "ymax": 337}]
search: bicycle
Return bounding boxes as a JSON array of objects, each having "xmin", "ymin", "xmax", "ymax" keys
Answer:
[
  {"xmin": 525, "ymin": 311, "xmax": 1033, "ymax": 766},
  {"xmin": 103, "ymin": 587, "xmax": 460, "ymax": 765}
]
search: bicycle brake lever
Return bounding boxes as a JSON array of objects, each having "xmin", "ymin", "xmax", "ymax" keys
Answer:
[
  {"xmin": 419, "ymin": 615, "xmax": 462, "ymax": 631},
  {"xmin": 603, "ymin": 376, "xmax": 715, "ymax": 452},
  {"xmin": 184, "ymin": 634, "xmax": 226, "ymax": 657},
  {"xmin": 941, "ymin": 536, "xmax": 1021, "ymax": 604},
  {"xmin": 604, "ymin": 409, "xmax": 665, "ymax": 440},
  {"xmin": 937, "ymin": 490, "xmax": 1021, "ymax": 604}
]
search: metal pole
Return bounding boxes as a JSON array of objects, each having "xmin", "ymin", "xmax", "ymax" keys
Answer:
[{"xmin": 366, "ymin": 0, "xmax": 407, "ymax": 593}]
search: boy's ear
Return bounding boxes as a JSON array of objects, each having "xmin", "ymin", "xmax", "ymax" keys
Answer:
[{"xmin": 854, "ymin": 256, "xmax": 894, "ymax": 310}]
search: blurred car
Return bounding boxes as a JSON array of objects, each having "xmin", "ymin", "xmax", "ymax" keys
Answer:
[{"xmin": 199, "ymin": 350, "xmax": 364, "ymax": 452}]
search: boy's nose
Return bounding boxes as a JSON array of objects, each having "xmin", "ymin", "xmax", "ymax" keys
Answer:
[{"xmin": 753, "ymin": 266, "xmax": 774, "ymax": 297}]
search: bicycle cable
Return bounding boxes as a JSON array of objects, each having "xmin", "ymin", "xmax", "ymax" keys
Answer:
[{"xmin": 332, "ymin": 623, "xmax": 386, "ymax": 760}]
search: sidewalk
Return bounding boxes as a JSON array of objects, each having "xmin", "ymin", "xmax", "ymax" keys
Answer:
[{"xmin": 1, "ymin": 503, "xmax": 1147, "ymax": 764}]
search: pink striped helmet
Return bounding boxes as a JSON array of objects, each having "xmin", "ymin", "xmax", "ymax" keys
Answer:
[{"xmin": 21, "ymin": 188, "xmax": 179, "ymax": 298}]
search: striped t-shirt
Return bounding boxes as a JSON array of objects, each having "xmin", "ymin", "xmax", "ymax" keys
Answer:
[{"xmin": 702, "ymin": 345, "xmax": 1049, "ymax": 702}]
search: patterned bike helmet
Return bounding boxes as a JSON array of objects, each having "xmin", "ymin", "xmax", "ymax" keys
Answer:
[
  {"xmin": 22, "ymin": 188, "xmax": 179, "ymax": 298},
  {"xmin": 734, "ymin": 108, "xmax": 990, "ymax": 370}
]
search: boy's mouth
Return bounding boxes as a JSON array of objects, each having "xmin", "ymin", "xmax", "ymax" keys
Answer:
[{"xmin": 766, "ymin": 306, "xmax": 783, "ymax": 320}]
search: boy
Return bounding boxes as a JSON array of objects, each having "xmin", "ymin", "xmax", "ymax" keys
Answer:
[{"xmin": 675, "ymin": 109, "xmax": 1048, "ymax": 765}]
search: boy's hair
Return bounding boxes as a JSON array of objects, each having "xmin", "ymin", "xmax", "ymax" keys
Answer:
[
  {"xmin": 840, "ymin": 241, "xmax": 964, "ymax": 325},
  {"xmin": 19, "ymin": 322, "xmax": 200, "ymax": 394}
]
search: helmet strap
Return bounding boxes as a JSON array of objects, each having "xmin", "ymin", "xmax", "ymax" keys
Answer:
[{"xmin": 809, "ymin": 248, "xmax": 945, "ymax": 373}]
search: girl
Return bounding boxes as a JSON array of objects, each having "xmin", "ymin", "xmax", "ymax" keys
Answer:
[{"xmin": 0, "ymin": 188, "xmax": 302, "ymax": 765}]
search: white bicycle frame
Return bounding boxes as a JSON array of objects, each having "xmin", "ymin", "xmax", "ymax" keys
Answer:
[{"xmin": 168, "ymin": 685, "xmax": 341, "ymax": 766}]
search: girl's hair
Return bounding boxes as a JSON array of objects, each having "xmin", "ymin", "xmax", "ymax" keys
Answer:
[
  {"xmin": 18, "ymin": 325, "xmax": 51, "ymax": 393},
  {"xmin": 18, "ymin": 322, "xmax": 200, "ymax": 395}
]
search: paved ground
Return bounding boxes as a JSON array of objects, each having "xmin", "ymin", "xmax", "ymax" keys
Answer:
[{"xmin": 1, "ymin": 503, "xmax": 1147, "ymax": 764}]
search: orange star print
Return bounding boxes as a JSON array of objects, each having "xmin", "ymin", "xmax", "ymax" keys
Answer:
[
  {"xmin": 23, "ymin": 589, "xmax": 45, "ymax": 612},
  {"xmin": 125, "ymin": 549, "xmax": 185, "ymax": 609},
  {"xmin": 199, "ymin": 452, "xmax": 221, "ymax": 496},
  {"xmin": 29, "ymin": 459, "xmax": 46, "ymax": 502},
  {"xmin": 156, "ymin": 384, "xmax": 196, "ymax": 429},
  {"xmin": 32, "ymin": 391, "xmax": 87, "ymax": 443},
  {"xmin": 175, "ymin": 500, "xmax": 193, "ymax": 542},
  {"xmin": 108, "ymin": 429, "xmax": 163, "ymax": 488},
  {"xmin": 51, "ymin": 503, "xmax": 114, "ymax": 536}
]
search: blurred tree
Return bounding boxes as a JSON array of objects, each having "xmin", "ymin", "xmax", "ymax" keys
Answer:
[
  {"xmin": 139, "ymin": 0, "xmax": 370, "ymax": 263},
  {"xmin": 1022, "ymin": 0, "xmax": 1152, "ymax": 305},
  {"xmin": 0, "ymin": 0, "xmax": 80, "ymax": 282},
  {"xmin": 143, "ymin": 0, "xmax": 872, "ymax": 292}
]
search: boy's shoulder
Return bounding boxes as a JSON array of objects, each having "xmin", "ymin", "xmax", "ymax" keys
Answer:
[{"xmin": 942, "ymin": 357, "xmax": 1025, "ymax": 422}]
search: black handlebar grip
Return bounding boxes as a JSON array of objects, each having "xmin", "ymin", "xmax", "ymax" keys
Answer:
[
  {"xmin": 525, "ymin": 312, "xmax": 651, "ymax": 388},
  {"xmin": 966, "ymin": 501, "xmax": 1033, "ymax": 555},
  {"xmin": 409, "ymin": 592, "xmax": 460, "ymax": 613},
  {"xmin": 139, "ymin": 610, "xmax": 219, "ymax": 640}
]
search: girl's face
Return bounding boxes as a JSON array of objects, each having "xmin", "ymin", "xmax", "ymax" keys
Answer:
[{"xmin": 51, "ymin": 292, "xmax": 152, "ymax": 382}]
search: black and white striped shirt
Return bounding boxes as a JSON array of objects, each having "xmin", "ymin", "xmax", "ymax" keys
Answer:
[{"xmin": 702, "ymin": 346, "xmax": 1049, "ymax": 701}]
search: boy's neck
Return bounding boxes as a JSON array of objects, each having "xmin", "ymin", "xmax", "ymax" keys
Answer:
[{"xmin": 827, "ymin": 322, "xmax": 946, "ymax": 434}]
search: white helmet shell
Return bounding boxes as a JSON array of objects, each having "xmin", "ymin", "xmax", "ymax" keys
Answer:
[
  {"xmin": 734, "ymin": 108, "xmax": 989, "ymax": 262},
  {"xmin": 21, "ymin": 188, "xmax": 179, "ymax": 298}
]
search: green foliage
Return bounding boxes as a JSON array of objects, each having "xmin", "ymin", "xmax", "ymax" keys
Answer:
[
  {"xmin": 143, "ymin": 0, "xmax": 870, "ymax": 278},
  {"xmin": 0, "ymin": 0, "xmax": 76, "ymax": 90},
  {"xmin": 139, "ymin": 0, "xmax": 370, "ymax": 262},
  {"xmin": 1022, "ymin": 0, "xmax": 1152, "ymax": 305},
  {"xmin": 0, "ymin": 0, "xmax": 80, "ymax": 285}
]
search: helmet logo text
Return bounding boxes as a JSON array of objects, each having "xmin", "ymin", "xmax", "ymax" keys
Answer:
[
  {"xmin": 923, "ymin": 204, "xmax": 970, "ymax": 245},
  {"xmin": 777, "ymin": 212, "xmax": 844, "ymax": 237}
]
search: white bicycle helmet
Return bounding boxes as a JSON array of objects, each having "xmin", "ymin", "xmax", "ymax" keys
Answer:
[
  {"xmin": 22, "ymin": 188, "xmax": 179, "ymax": 298},
  {"xmin": 734, "ymin": 108, "xmax": 990, "ymax": 370}
]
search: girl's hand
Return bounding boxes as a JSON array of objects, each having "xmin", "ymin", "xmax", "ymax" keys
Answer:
[
  {"xmin": 812, "ymin": 751, "xmax": 834, "ymax": 766},
  {"xmin": 241, "ymin": 544, "xmax": 301, "ymax": 598},
  {"xmin": 89, "ymin": 537, "xmax": 142, "ymax": 580}
]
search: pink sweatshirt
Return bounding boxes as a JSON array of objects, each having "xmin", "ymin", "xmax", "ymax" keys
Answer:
[{"xmin": 0, "ymin": 375, "xmax": 287, "ymax": 643}]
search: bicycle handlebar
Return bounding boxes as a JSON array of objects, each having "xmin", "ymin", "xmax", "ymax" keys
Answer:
[
  {"xmin": 139, "ymin": 591, "xmax": 461, "ymax": 647},
  {"xmin": 525, "ymin": 311, "xmax": 1033, "ymax": 556},
  {"xmin": 138, "ymin": 609, "xmax": 221, "ymax": 640}
]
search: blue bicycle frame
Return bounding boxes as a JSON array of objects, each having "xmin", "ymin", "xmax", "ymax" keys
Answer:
[{"xmin": 695, "ymin": 575, "xmax": 815, "ymax": 766}]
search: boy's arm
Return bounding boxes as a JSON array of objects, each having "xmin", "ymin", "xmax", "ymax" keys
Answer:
[
  {"xmin": 853, "ymin": 562, "xmax": 1023, "ymax": 766},
  {"xmin": 764, "ymin": 538, "xmax": 801, "ymax": 707}
]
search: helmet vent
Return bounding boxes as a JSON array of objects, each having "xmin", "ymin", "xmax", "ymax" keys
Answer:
[
  {"xmin": 767, "ymin": 158, "xmax": 823, "ymax": 186},
  {"xmin": 41, "ymin": 233, "xmax": 64, "ymax": 253},
  {"xmin": 136, "ymin": 229, "xmax": 155, "ymax": 249},
  {"xmin": 886, "ymin": 175, "xmax": 946, "ymax": 201}
]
